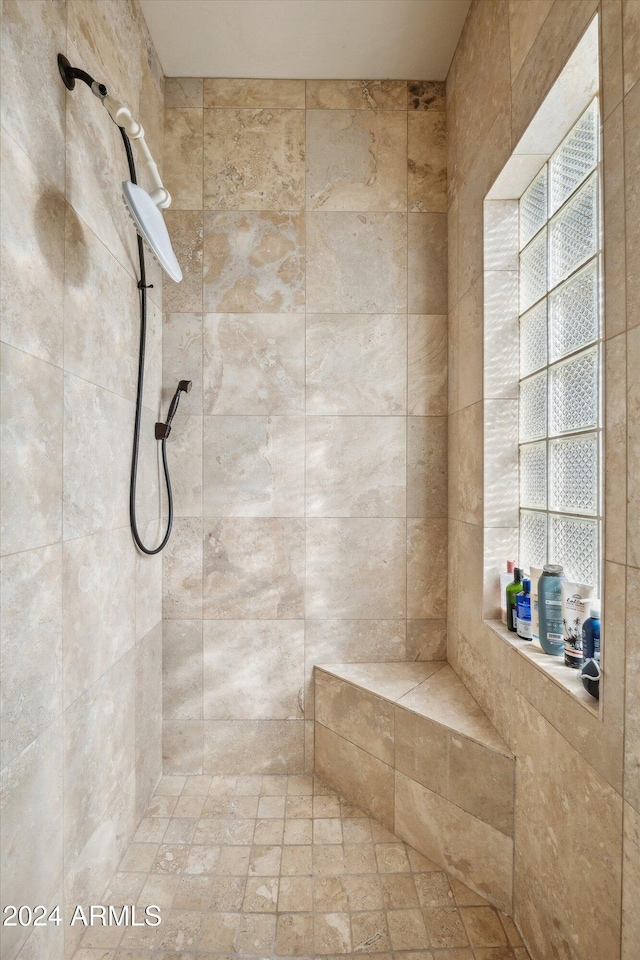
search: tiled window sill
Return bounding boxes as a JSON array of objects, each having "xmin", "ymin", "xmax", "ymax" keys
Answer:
[{"xmin": 486, "ymin": 619, "xmax": 600, "ymax": 718}]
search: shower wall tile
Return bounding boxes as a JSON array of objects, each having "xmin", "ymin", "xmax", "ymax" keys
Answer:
[
  {"xmin": 203, "ymin": 620, "xmax": 304, "ymax": 720},
  {"xmin": 407, "ymin": 519, "xmax": 448, "ymax": 619},
  {"xmin": 203, "ymin": 415, "xmax": 305, "ymax": 517},
  {"xmin": 203, "ymin": 313, "xmax": 305, "ymax": 415},
  {"xmin": 305, "ymin": 415, "xmax": 406, "ymax": 518},
  {"xmin": 63, "ymin": 652, "xmax": 136, "ymax": 865},
  {"xmin": 162, "ymin": 211, "xmax": 204, "ymax": 313},
  {"xmin": 64, "ymin": 212, "xmax": 139, "ymax": 401},
  {"xmin": 166, "ymin": 77, "xmax": 204, "ymax": 109},
  {"xmin": 622, "ymin": 801, "xmax": 640, "ymax": 960},
  {"xmin": 163, "ymin": 313, "xmax": 203, "ymax": 414},
  {"xmin": 0, "ymin": 0, "xmax": 66, "ymax": 190},
  {"xmin": 0, "ymin": 132, "xmax": 65, "ymax": 367},
  {"xmin": 0, "ymin": 344, "xmax": 63, "ymax": 556},
  {"xmin": 408, "ymin": 212, "xmax": 448, "ymax": 314},
  {"xmin": 62, "ymin": 373, "xmax": 131, "ymax": 541},
  {"xmin": 166, "ymin": 414, "xmax": 203, "ymax": 518},
  {"xmin": 203, "ymin": 211, "xmax": 305, "ymax": 313},
  {"xmin": 203, "ymin": 518, "xmax": 305, "ymax": 619},
  {"xmin": 204, "ymin": 108, "xmax": 305, "ymax": 210},
  {"xmin": 204, "ymin": 78, "xmax": 306, "ymax": 109},
  {"xmin": 306, "ymin": 79, "xmax": 406, "ymax": 111},
  {"xmin": 163, "ymin": 719, "xmax": 204, "ymax": 775},
  {"xmin": 62, "ymin": 526, "xmax": 136, "ymax": 708},
  {"xmin": 203, "ymin": 720, "xmax": 305, "ymax": 774},
  {"xmin": 306, "ymin": 518, "xmax": 406, "ymax": 620},
  {"xmin": 136, "ymin": 520, "xmax": 163, "ymax": 640},
  {"xmin": 136, "ymin": 622, "xmax": 163, "ymax": 820},
  {"xmin": 407, "ymin": 314, "xmax": 448, "ymax": 416},
  {"xmin": 408, "ymin": 112, "xmax": 447, "ymax": 212},
  {"xmin": 0, "ymin": 719, "xmax": 64, "ymax": 960},
  {"xmin": 0, "ymin": 544, "xmax": 62, "ymax": 769},
  {"xmin": 407, "ymin": 417, "xmax": 448, "ymax": 518},
  {"xmin": 306, "ymin": 212, "xmax": 407, "ymax": 313},
  {"xmin": 163, "ymin": 517, "xmax": 203, "ymax": 620},
  {"xmin": 306, "ymin": 109, "xmax": 407, "ymax": 211},
  {"xmin": 163, "ymin": 620, "xmax": 203, "ymax": 720},
  {"xmin": 163, "ymin": 77, "xmax": 448, "ymax": 776},
  {"xmin": 164, "ymin": 108, "xmax": 204, "ymax": 210},
  {"xmin": 305, "ymin": 313, "xmax": 407, "ymax": 415}
]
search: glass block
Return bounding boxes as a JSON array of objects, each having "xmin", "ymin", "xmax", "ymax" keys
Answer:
[
  {"xmin": 549, "ymin": 434, "xmax": 598, "ymax": 515},
  {"xmin": 549, "ymin": 100, "xmax": 598, "ymax": 215},
  {"xmin": 520, "ymin": 510, "xmax": 547, "ymax": 571},
  {"xmin": 520, "ymin": 300, "xmax": 548, "ymax": 377},
  {"xmin": 549, "ymin": 259, "xmax": 599, "ymax": 362},
  {"xmin": 520, "ymin": 372, "xmax": 547, "ymax": 442},
  {"xmin": 520, "ymin": 166, "xmax": 548, "ymax": 249},
  {"xmin": 520, "ymin": 442, "xmax": 547, "ymax": 510},
  {"xmin": 549, "ymin": 514, "xmax": 599, "ymax": 591},
  {"xmin": 549, "ymin": 348, "xmax": 598, "ymax": 435},
  {"xmin": 520, "ymin": 228, "xmax": 547, "ymax": 313},
  {"xmin": 549, "ymin": 174, "xmax": 598, "ymax": 287}
]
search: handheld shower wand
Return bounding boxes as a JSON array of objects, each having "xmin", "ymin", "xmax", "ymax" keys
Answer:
[{"xmin": 58, "ymin": 54, "xmax": 187, "ymax": 555}]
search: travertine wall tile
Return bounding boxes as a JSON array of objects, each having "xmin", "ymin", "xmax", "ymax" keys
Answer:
[
  {"xmin": 408, "ymin": 314, "xmax": 448, "ymax": 416},
  {"xmin": 315, "ymin": 671, "xmax": 395, "ymax": 764},
  {"xmin": 315, "ymin": 723, "xmax": 395, "ymax": 829},
  {"xmin": 306, "ymin": 79, "xmax": 406, "ymax": 111},
  {"xmin": 408, "ymin": 111, "xmax": 447, "ymax": 212},
  {"xmin": 163, "ymin": 620, "xmax": 204, "ymax": 720},
  {"xmin": 203, "ymin": 720, "xmax": 305, "ymax": 774},
  {"xmin": 408, "ymin": 213, "xmax": 448, "ymax": 314},
  {"xmin": 205, "ymin": 78, "xmax": 305, "ymax": 109},
  {"xmin": 407, "ymin": 417, "xmax": 448, "ymax": 518},
  {"xmin": 164, "ymin": 108, "xmax": 204, "ymax": 209},
  {"xmin": 166, "ymin": 77, "xmax": 203, "ymax": 109}
]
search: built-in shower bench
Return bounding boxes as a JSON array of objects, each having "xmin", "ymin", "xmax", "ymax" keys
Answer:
[{"xmin": 313, "ymin": 661, "xmax": 515, "ymax": 914}]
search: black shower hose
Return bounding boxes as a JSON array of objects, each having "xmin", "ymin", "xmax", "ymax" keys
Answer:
[{"xmin": 119, "ymin": 126, "xmax": 173, "ymax": 555}]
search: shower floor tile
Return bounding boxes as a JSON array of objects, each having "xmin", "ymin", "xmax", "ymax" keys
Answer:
[{"xmin": 71, "ymin": 774, "xmax": 530, "ymax": 959}]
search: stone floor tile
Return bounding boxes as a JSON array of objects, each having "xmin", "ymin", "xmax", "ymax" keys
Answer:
[
  {"xmin": 279, "ymin": 875, "xmax": 313, "ymax": 912},
  {"xmin": 386, "ymin": 908, "xmax": 430, "ymax": 950},
  {"xmin": 424, "ymin": 907, "xmax": 470, "ymax": 949}
]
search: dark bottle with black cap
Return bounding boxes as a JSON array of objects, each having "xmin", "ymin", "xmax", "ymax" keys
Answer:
[{"xmin": 506, "ymin": 567, "xmax": 524, "ymax": 633}]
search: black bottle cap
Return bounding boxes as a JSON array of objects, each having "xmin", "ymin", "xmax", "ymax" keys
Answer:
[{"xmin": 514, "ymin": 567, "xmax": 523, "ymax": 580}]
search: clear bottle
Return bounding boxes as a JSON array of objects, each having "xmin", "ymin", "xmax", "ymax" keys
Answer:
[
  {"xmin": 538, "ymin": 564, "xmax": 566, "ymax": 656},
  {"xmin": 516, "ymin": 578, "xmax": 532, "ymax": 639},
  {"xmin": 506, "ymin": 567, "xmax": 523, "ymax": 633}
]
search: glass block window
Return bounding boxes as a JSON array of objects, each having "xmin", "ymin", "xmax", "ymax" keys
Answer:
[{"xmin": 518, "ymin": 98, "xmax": 602, "ymax": 593}]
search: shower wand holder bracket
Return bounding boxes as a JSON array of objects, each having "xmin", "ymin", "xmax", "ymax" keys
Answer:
[{"xmin": 155, "ymin": 422, "xmax": 171, "ymax": 440}]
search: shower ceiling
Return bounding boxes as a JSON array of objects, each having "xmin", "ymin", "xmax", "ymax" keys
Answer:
[{"xmin": 139, "ymin": 0, "xmax": 471, "ymax": 80}]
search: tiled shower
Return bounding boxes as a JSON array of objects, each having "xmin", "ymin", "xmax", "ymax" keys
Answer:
[{"xmin": 0, "ymin": 1, "xmax": 639, "ymax": 959}]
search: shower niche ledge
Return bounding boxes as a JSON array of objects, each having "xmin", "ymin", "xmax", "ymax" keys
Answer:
[{"xmin": 314, "ymin": 662, "xmax": 515, "ymax": 915}]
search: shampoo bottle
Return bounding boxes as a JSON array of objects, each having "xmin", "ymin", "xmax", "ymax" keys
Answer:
[
  {"xmin": 561, "ymin": 581, "xmax": 594, "ymax": 668},
  {"xmin": 516, "ymin": 578, "xmax": 532, "ymax": 639},
  {"xmin": 538, "ymin": 564, "xmax": 566, "ymax": 656},
  {"xmin": 529, "ymin": 566, "xmax": 543, "ymax": 643},
  {"xmin": 582, "ymin": 599, "xmax": 601, "ymax": 661},
  {"xmin": 506, "ymin": 567, "xmax": 523, "ymax": 633}
]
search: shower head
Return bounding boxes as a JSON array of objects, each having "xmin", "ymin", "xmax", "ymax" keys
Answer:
[{"xmin": 123, "ymin": 180, "xmax": 182, "ymax": 283}]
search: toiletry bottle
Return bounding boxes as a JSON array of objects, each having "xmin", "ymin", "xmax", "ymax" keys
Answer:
[
  {"xmin": 529, "ymin": 566, "xmax": 542, "ymax": 642},
  {"xmin": 561, "ymin": 581, "xmax": 593, "ymax": 668},
  {"xmin": 500, "ymin": 560, "xmax": 516, "ymax": 625},
  {"xmin": 538, "ymin": 564, "xmax": 566, "ymax": 656},
  {"xmin": 516, "ymin": 578, "xmax": 532, "ymax": 639},
  {"xmin": 582, "ymin": 599, "xmax": 601, "ymax": 662},
  {"xmin": 506, "ymin": 567, "xmax": 523, "ymax": 633}
]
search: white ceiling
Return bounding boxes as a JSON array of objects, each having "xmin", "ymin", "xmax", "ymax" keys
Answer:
[{"xmin": 140, "ymin": 0, "xmax": 471, "ymax": 80}]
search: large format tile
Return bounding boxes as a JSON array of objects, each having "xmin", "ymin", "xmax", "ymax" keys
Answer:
[
  {"xmin": 408, "ymin": 111, "xmax": 447, "ymax": 212},
  {"xmin": 163, "ymin": 719, "xmax": 204, "ymax": 775},
  {"xmin": 0, "ymin": 132, "xmax": 65, "ymax": 366},
  {"xmin": 163, "ymin": 313, "xmax": 203, "ymax": 414},
  {"xmin": 62, "ymin": 527, "xmax": 136, "ymax": 707},
  {"xmin": 395, "ymin": 772, "xmax": 513, "ymax": 914},
  {"xmin": 204, "ymin": 108, "xmax": 305, "ymax": 210},
  {"xmin": 306, "ymin": 518, "xmax": 406, "ymax": 620},
  {"xmin": 204, "ymin": 720, "xmax": 305, "ymax": 774},
  {"xmin": 623, "ymin": 801, "xmax": 640, "ymax": 960},
  {"xmin": 0, "ymin": 720, "xmax": 63, "ymax": 960},
  {"xmin": 203, "ymin": 416, "xmax": 305, "ymax": 517},
  {"xmin": 162, "ymin": 620, "xmax": 203, "ymax": 721},
  {"xmin": 315, "ymin": 723, "xmax": 394, "ymax": 829},
  {"xmin": 205, "ymin": 78, "xmax": 305, "ymax": 109},
  {"xmin": 63, "ymin": 374, "xmax": 133, "ymax": 540},
  {"xmin": 315, "ymin": 670, "xmax": 394, "ymax": 764},
  {"xmin": 407, "ymin": 314, "xmax": 448, "ymax": 416},
  {"xmin": 164, "ymin": 108, "xmax": 204, "ymax": 209},
  {"xmin": 408, "ymin": 213, "xmax": 448, "ymax": 314},
  {"xmin": 203, "ymin": 313, "xmax": 305, "ymax": 414},
  {"xmin": 306, "ymin": 79, "xmax": 406, "ymax": 111},
  {"xmin": 203, "ymin": 620, "xmax": 304, "ymax": 720},
  {"xmin": 306, "ymin": 313, "xmax": 406, "ymax": 415},
  {"xmin": 136, "ymin": 622, "xmax": 162, "ymax": 820},
  {"xmin": 203, "ymin": 211, "xmax": 305, "ymax": 313},
  {"xmin": 162, "ymin": 211, "xmax": 204, "ymax": 313},
  {"xmin": 305, "ymin": 416, "xmax": 406, "ymax": 518},
  {"xmin": 162, "ymin": 518, "xmax": 203, "ymax": 620},
  {"xmin": 407, "ymin": 417, "xmax": 447, "ymax": 517},
  {"xmin": 1, "ymin": 345, "xmax": 63, "ymax": 555},
  {"xmin": 166, "ymin": 77, "xmax": 203, "ymax": 108},
  {"xmin": 0, "ymin": 545, "xmax": 62, "ymax": 769},
  {"xmin": 306, "ymin": 109, "xmax": 407, "ymax": 211},
  {"xmin": 203, "ymin": 518, "xmax": 305, "ymax": 619},
  {"xmin": 406, "ymin": 519, "xmax": 448, "ymax": 619},
  {"xmin": 306, "ymin": 212, "xmax": 407, "ymax": 313}
]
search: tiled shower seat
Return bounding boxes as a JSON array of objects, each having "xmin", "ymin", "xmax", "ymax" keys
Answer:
[{"xmin": 314, "ymin": 662, "xmax": 515, "ymax": 914}]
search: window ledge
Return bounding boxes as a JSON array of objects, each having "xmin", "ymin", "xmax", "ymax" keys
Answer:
[{"xmin": 485, "ymin": 619, "xmax": 600, "ymax": 718}]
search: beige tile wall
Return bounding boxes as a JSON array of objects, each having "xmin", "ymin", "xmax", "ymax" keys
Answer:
[
  {"xmin": 162, "ymin": 78, "xmax": 449, "ymax": 776},
  {"xmin": 447, "ymin": 2, "xmax": 639, "ymax": 959},
  {"xmin": 0, "ymin": 2, "xmax": 164, "ymax": 957}
]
